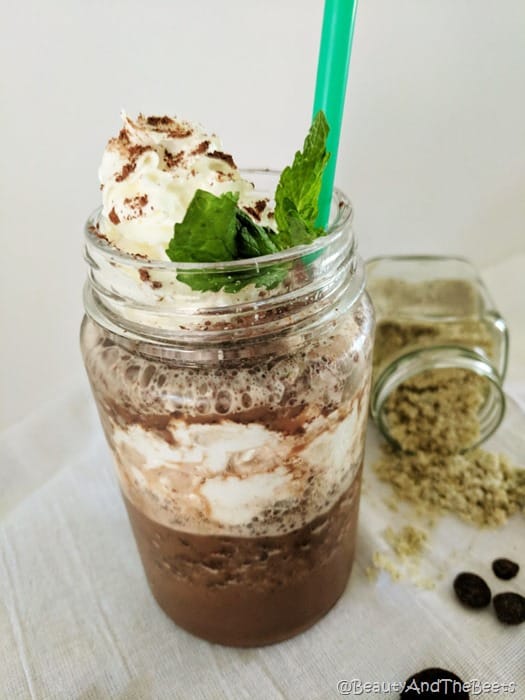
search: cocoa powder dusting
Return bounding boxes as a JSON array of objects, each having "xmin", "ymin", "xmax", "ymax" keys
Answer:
[
  {"xmin": 139, "ymin": 267, "xmax": 162, "ymax": 290},
  {"xmin": 164, "ymin": 150, "xmax": 185, "ymax": 168},
  {"xmin": 191, "ymin": 140, "xmax": 210, "ymax": 156},
  {"xmin": 208, "ymin": 150, "xmax": 236, "ymax": 168},
  {"xmin": 124, "ymin": 194, "xmax": 148, "ymax": 219},
  {"xmin": 108, "ymin": 207, "xmax": 120, "ymax": 225},
  {"xmin": 128, "ymin": 144, "xmax": 153, "ymax": 159},
  {"xmin": 115, "ymin": 162, "xmax": 136, "ymax": 183},
  {"xmin": 89, "ymin": 225, "xmax": 111, "ymax": 245},
  {"xmin": 124, "ymin": 194, "xmax": 148, "ymax": 210},
  {"xmin": 243, "ymin": 206, "xmax": 261, "ymax": 221},
  {"xmin": 145, "ymin": 115, "xmax": 193, "ymax": 137},
  {"xmin": 118, "ymin": 128, "xmax": 130, "ymax": 143},
  {"xmin": 168, "ymin": 126, "xmax": 193, "ymax": 138},
  {"xmin": 115, "ymin": 145, "xmax": 153, "ymax": 182},
  {"xmin": 146, "ymin": 116, "xmax": 172, "ymax": 127}
]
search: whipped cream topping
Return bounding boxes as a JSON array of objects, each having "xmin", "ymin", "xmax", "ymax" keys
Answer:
[
  {"xmin": 111, "ymin": 399, "xmax": 368, "ymax": 537},
  {"xmin": 98, "ymin": 112, "xmax": 272, "ymax": 261}
]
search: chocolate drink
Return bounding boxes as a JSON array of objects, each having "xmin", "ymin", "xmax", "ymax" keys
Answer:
[
  {"xmin": 81, "ymin": 115, "xmax": 374, "ymax": 646},
  {"xmin": 123, "ymin": 477, "xmax": 361, "ymax": 646},
  {"xmin": 81, "ymin": 294, "xmax": 372, "ymax": 646}
]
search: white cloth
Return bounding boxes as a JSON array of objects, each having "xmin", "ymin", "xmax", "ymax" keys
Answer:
[{"xmin": 1, "ymin": 260, "xmax": 524, "ymax": 700}]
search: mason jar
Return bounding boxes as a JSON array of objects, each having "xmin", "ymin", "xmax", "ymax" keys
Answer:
[
  {"xmin": 81, "ymin": 170, "xmax": 375, "ymax": 647},
  {"xmin": 366, "ymin": 255, "xmax": 508, "ymax": 453}
]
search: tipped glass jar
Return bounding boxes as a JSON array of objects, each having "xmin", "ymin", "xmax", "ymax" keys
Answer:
[{"xmin": 366, "ymin": 256, "xmax": 508, "ymax": 454}]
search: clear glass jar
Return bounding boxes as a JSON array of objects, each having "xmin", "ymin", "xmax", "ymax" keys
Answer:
[
  {"xmin": 366, "ymin": 255, "xmax": 508, "ymax": 453},
  {"xmin": 80, "ymin": 171, "xmax": 375, "ymax": 647}
]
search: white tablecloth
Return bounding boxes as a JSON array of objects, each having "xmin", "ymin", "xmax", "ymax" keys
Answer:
[{"xmin": 1, "ymin": 259, "xmax": 524, "ymax": 700}]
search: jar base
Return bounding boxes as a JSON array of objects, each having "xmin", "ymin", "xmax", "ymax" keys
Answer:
[
  {"xmin": 151, "ymin": 569, "xmax": 353, "ymax": 648},
  {"xmin": 122, "ymin": 476, "xmax": 361, "ymax": 647}
]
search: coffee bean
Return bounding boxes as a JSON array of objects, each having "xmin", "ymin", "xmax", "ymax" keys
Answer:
[
  {"xmin": 492, "ymin": 558, "xmax": 519, "ymax": 581},
  {"xmin": 493, "ymin": 592, "xmax": 525, "ymax": 625},
  {"xmin": 401, "ymin": 667, "xmax": 469, "ymax": 698},
  {"xmin": 453, "ymin": 572, "xmax": 491, "ymax": 609}
]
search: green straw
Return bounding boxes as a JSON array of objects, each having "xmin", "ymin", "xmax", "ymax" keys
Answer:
[{"xmin": 313, "ymin": 0, "xmax": 359, "ymax": 228}]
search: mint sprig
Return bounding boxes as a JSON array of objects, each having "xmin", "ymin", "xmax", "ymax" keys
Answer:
[
  {"xmin": 165, "ymin": 111, "xmax": 330, "ymax": 292},
  {"xmin": 166, "ymin": 189, "xmax": 239, "ymax": 263},
  {"xmin": 274, "ymin": 110, "xmax": 330, "ymax": 246},
  {"xmin": 167, "ymin": 190, "xmax": 285, "ymax": 292}
]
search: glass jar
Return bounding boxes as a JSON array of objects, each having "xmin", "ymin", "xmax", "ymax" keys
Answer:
[
  {"xmin": 80, "ymin": 171, "xmax": 375, "ymax": 647},
  {"xmin": 366, "ymin": 255, "xmax": 508, "ymax": 453}
]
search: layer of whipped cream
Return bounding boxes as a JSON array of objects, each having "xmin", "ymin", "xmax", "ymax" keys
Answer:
[
  {"xmin": 98, "ymin": 112, "xmax": 273, "ymax": 261},
  {"xmin": 110, "ymin": 392, "xmax": 368, "ymax": 537}
]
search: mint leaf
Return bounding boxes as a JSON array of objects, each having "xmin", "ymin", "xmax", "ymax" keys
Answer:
[
  {"xmin": 236, "ymin": 209, "xmax": 281, "ymax": 257},
  {"xmin": 176, "ymin": 270, "xmax": 238, "ymax": 293},
  {"xmin": 249, "ymin": 265, "xmax": 287, "ymax": 289},
  {"xmin": 278, "ymin": 197, "xmax": 319, "ymax": 247},
  {"xmin": 166, "ymin": 190, "xmax": 239, "ymax": 263},
  {"xmin": 274, "ymin": 111, "xmax": 330, "ymax": 245},
  {"xmin": 164, "ymin": 113, "xmax": 330, "ymax": 293},
  {"xmin": 233, "ymin": 211, "xmax": 287, "ymax": 290},
  {"xmin": 166, "ymin": 190, "xmax": 287, "ymax": 292},
  {"xmin": 176, "ymin": 262, "xmax": 286, "ymax": 294}
]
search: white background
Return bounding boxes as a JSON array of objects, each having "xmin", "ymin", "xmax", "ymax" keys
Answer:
[{"xmin": 1, "ymin": 0, "xmax": 524, "ymax": 428}]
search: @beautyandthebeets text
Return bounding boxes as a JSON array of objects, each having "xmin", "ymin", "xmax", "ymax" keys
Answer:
[{"xmin": 336, "ymin": 678, "xmax": 517, "ymax": 695}]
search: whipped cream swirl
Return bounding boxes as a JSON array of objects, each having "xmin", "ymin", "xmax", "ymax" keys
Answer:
[{"xmin": 98, "ymin": 113, "xmax": 271, "ymax": 260}]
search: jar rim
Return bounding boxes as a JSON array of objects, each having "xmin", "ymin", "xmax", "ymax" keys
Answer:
[
  {"xmin": 82, "ymin": 169, "xmax": 363, "ymax": 347},
  {"xmin": 85, "ymin": 169, "xmax": 354, "ymax": 272}
]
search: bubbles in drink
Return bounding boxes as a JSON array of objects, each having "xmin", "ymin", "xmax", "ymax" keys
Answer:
[
  {"xmin": 215, "ymin": 390, "xmax": 232, "ymax": 414},
  {"xmin": 81, "ymin": 303, "xmax": 372, "ymax": 538}
]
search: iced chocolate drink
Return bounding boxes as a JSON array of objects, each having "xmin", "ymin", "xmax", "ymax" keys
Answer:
[{"xmin": 81, "ymin": 114, "xmax": 374, "ymax": 646}]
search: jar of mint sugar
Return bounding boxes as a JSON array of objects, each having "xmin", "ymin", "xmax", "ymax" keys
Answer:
[{"xmin": 366, "ymin": 256, "xmax": 508, "ymax": 454}]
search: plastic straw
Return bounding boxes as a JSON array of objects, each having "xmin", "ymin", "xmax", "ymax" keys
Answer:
[{"xmin": 313, "ymin": 0, "xmax": 358, "ymax": 228}]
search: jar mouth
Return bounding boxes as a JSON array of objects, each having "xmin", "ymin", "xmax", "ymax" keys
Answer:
[
  {"xmin": 83, "ymin": 169, "xmax": 362, "ymax": 345},
  {"xmin": 85, "ymin": 169, "xmax": 354, "ymax": 273},
  {"xmin": 371, "ymin": 345, "xmax": 506, "ymax": 452}
]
